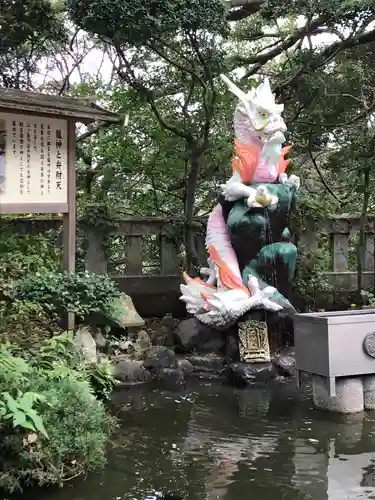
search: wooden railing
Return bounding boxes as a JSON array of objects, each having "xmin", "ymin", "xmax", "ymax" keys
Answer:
[{"xmin": 2, "ymin": 214, "xmax": 375, "ymax": 315}]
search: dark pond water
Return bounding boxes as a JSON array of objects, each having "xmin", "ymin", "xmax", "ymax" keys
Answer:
[{"xmin": 25, "ymin": 378, "xmax": 375, "ymax": 500}]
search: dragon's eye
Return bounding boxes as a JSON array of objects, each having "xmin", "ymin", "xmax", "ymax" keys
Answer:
[{"xmin": 259, "ymin": 111, "xmax": 268, "ymax": 119}]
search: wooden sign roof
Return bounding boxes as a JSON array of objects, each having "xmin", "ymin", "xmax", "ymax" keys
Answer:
[{"xmin": 0, "ymin": 88, "xmax": 120, "ymax": 124}]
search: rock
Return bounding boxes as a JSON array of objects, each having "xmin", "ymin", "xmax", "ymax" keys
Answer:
[
  {"xmin": 143, "ymin": 346, "xmax": 177, "ymax": 370},
  {"xmin": 134, "ymin": 330, "xmax": 152, "ymax": 359},
  {"xmin": 136, "ymin": 330, "xmax": 151, "ymax": 350},
  {"xmin": 97, "ymin": 352, "xmax": 108, "ymax": 363},
  {"xmin": 161, "ymin": 313, "xmax": 175, "ymax": 329},
  {"xmin": 118, "ymin": 339, "xmax": 135, "ymax": 353},
  {"xmin": 174, "ymin": 318, "xmax": 226, "ymax": 354},
  {"xmin": 224, "ymin": 330, "xmax": 240, "ymax": 361},
  {"xmin": 75, "ymin": 327, "xmax": 97, "ymax": 364},
  {"xmin": 155, "ymin": 368, "xmax": 186, "ymax": 388},
  {"xmin": 113, "ymin": 359, "xmax": 152, "ymax": 384},
  {"xmin": 224, "ymin": 362, "xmax": 276, "ymax": 387},
  {"xmin": 177, "ymin": 359, "xmax": 194, "ymax": 375},
  {"xmin": 272, "ymin": 354, "xmax": 296, "ymax": 377},
  {"xmin": 94, "ymin": 330, "xmax": 107, "ymax": 350},
  {"xmin": 185, "ymin": 355, "xmax": 225, "ymax": 374},
  {"xmin": 108, "ymin": 293, "xmax": 145, "ymax": 328},
  {"xmin": 150, "ymin": 325, "xmax": 170, "ymax": 346}
]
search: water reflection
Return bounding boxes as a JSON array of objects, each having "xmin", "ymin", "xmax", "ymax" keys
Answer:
[{"xmin": 20, "ymin": 380, "xmax": 375, "ymax": 500}]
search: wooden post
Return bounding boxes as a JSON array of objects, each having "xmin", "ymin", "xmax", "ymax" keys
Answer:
[{"xmin": 63, "ymin": 120, "xmax": 76, "ymax": 330}]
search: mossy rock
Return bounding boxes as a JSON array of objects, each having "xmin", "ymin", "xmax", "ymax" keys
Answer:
[{"xmin": 106, "ymin": 293, "xmax": 145, "ymax": 328}]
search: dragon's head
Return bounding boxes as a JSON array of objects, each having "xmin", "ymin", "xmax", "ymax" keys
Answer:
[{"xmin": 221, "ymin": 74, "xmax": 287, "ymax": 154}]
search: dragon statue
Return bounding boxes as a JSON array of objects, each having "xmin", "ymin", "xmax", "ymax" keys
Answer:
[{"xmin": 180, "ymin": 74, "xmax": 299, "ymax": 349}]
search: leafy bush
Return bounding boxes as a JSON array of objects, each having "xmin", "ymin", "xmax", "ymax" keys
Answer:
[
  {"xmin": 294, "ymin": 243, "xmax": 334, "ymax": 311},
  {"xmin": 12, "ymin": 271, "xmax": 121, "ymax": 320},
  {"xmin": 0, "ymin": 230, "xmax": 63, "ymax": 345},
  {"xmin": 88, "ymin": 358, "xmax": 119, "ymax": 402},
  {"xmin": 0, "ymin": 334, "xmax": 117, "ymax": 493},
  {"xmin": 0, "ymin": 299, "xmax": 60, "ymax": 348},
  {"xmin": 0, "ymin": 232, "xmax": 60, "ymax": 282}
]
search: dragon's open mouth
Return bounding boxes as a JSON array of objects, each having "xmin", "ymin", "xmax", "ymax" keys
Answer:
[{"xmin": 263, "ymin": 130, "xmax": 285, "ymax": 143}]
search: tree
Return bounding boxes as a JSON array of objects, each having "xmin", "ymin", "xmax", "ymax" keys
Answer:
[
  {"xmin": 67, "ymin": 0, "xmax": 231, "ymax": 271},
  {"xmin": 0, "ymin": 0, "xmax": 67, "ymax": 88}
]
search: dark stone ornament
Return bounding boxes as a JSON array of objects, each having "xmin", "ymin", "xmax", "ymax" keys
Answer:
[{"xmin": 363, "ymin": 332, "xmax": 375, "ymax": 358}]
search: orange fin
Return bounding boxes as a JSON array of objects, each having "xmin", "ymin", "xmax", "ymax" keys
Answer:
[
  {"xmin": 278, "ymin": 145, "xmax": 292, "ymax": 174},
  {"xmin": 208, "ymin": 245, "xmax": 249, "ymax": 295},
  {"xmin": 183, "ymin": 271, "xmax": 192, "ymax": 284},
  {"xmin": 232, "ymin": 139, "xmax": 260, "ymax": 184}
]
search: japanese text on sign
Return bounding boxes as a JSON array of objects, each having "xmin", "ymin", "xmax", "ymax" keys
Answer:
[{"xmin": 0, "ymin": 113, "xmax": 68, "ymax": 205}]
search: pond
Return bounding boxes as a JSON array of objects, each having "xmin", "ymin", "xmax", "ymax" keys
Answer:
[{"xmin": 24, "ymin": 378, "xmax": 375, "ymax": 500}]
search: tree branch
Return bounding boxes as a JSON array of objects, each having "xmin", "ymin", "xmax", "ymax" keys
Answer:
[
  {"xmin": 226, "ymin": 0, "xmax": 265, "ymax": 21},
  {"xmin": 115, "ymin": 46, "xmax": 193, "ymax": 141},
  {"xmin": 238, "ymin": 16, "xmax": 326, "ymax": 78},
  {"xmin": 77, "ymin": 121, "xmax": 119, "ymax": 142},
  {"xmin": 275, "ymin": 27, "xmax": 375, "ymax": 94}
]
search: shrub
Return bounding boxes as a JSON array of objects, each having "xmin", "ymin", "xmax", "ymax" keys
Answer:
[
  {"xmin": 0, "ymin": 335, "xmax": 117, "ymax": 493},
  {"xmin": 12, "ymin": 271, "xmax": 121, "ymax": 321}
]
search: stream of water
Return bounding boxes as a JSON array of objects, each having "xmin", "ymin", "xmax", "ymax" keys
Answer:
[{"xmin": 23, "ymin": 378, "xmax": 375, "ymax": 500}]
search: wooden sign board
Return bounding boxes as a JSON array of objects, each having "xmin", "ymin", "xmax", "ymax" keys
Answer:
[{"xmin": 0, "ymin": 113, "xmax": 69, "ymax": 213}]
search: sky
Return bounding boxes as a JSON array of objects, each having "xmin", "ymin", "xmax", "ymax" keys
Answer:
[{"xmin": 37, "ymin": 16, "xmax": 340, "ymax": 91}]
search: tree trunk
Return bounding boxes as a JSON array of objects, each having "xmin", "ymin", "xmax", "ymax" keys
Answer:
[{"xmin": 184, "ymin": 151, "xmax": 201, "ymax": 274}]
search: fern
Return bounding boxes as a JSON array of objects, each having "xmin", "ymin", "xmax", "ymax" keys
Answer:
[
  {"xmin": 88, "ymin": 358, "xmax": 119, "ymax": 402},
  {"xmin": 0, "ymin": 345, "xmax": 30, "ymax": 379},
  {"xmin": 36, "ymin": 331, "xmax": 81, "ymax": 370},
  {"xmin": 1, "ymin": 391, "xmax": 49, "ymax": 439}
]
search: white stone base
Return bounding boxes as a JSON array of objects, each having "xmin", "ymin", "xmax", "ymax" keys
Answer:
[
  {"xmin": 312, "ymin": 375, "xmax": 364, "ymax": 414},
  {"xmin": 363, "ymin": 375, "xmax": 375, "ymax": 410}
]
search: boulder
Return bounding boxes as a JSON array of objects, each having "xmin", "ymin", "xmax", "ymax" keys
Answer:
[
  {"xmin": 150, "ymin": 314, "xmax": 176, "ymax": 346},
  {"xmin": 224, "ymin": 329, "xmax": 240, "ymax": 361},
  {"xmin": 155, "ymin": 368, "xmax": 186, "ymax": 388},
  {"xmin": 185, "ymin": 354, "xmax": 225, "ymax": 374},
  {"xmin": 224, "ymin": 362, "xmax": 276, "ymax": 387},
  {"xmin": 108, "ymin": 293, "xmax": 145, "ymax": 328},
  {"xmin": 150, "ymin": 325, "xmax": 169, "ymax": 346},
  {"xmin": 113, "ymin": 359, "xmax": 152, "ymax": 384},
  {"xmin": 135, "ymin": 330, "xmax": 151, "ymax": 353},
  {"xmin": 75, "ymin": 327, "xmax": 97, "ymax": 364},
  {"xmin": 143, "ymin": 346, "xmax": 177, "ymax": 370},
  {"xmin": 177, "ymin": 359, "xmax": 194, "ymax": 375},
  {"xmin": 161, "ymin": 313, "xmax": 175, "ymax": 329},
  {"xmin": 94, "ymin": 330, "xmax": 107, "ymax": 350},
  {"xmin": 272, "ymin": 354, "xmax": 296, "ymax": 377},
  {"xmin": 174, "ymin": 318, "xmax": 226, "ymax": 355}
]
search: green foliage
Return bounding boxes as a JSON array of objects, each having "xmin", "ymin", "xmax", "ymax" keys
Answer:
[
  {"xmin": 0, "ymin": 391, "xmax": 49, "ymax": 439},
  {"xmin": 36, "ymin": 331, "xmax": 81, "ymax": 370},
  {"xmin": 0, "ymin": 337, "xmax": 116, "ymax": 493},
  {"xmin": 294, "ymin": 244, "xmax": 333, "ymax": 311},
  {"xmin": 80, "ymin": 202, "xmax": 122, "ymax": 232},
  {"xmin": 0, "ymin": 0, "xmax": 66, "ymax": 87},
  {"xmin": 88, "ymin": 358, "xmax": 119, "ymax": 402},
  {"xmin": 13, "ymin": 271, "xmax": 121, "ymax": 320},
  {"xmin": 0, "ymin": 232, "xmax": 60, "ymax": 281},
  {"xmin": 68, "ymin": 0, "xmax": 227, "ymax": 44}
]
